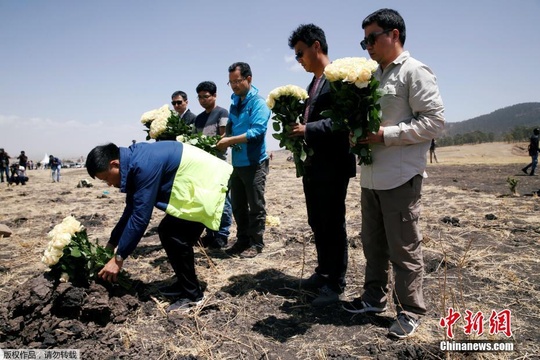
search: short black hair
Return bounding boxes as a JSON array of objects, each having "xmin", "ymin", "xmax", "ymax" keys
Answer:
[
  {"xmin": 171, "ymin": 90, "xmax": 188, "ymax": 101},
  {"xmin": 362, "ymin": 8, "xmax": 406, "ymax": 46},
  {"xmin": 228, "ymin": 62, "xmax": 252, "ymax": 78},
  {"xmin": 534, "ymin": 128, "xmax": 540, "ymax": 135},
  {"xmin": 288, "ymin": 24, "xmax": 328, "ymax": 55},
  {"xmin": 86, "ymin": 143, "xmax": 119, "ymax": 179},
  {"xmin": 196, "ymin": 81, "xmax": 217, "ymax": 95}
]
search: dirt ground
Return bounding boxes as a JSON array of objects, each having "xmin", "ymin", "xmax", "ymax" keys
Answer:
[{"xmin": 0, "ymin": 142, "xmax": 539, "ymax": 359}]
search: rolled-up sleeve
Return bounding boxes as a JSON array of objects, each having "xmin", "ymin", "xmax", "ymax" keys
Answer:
[{"xmin": 246, "ymin": 99, "xmax": 271, "ymax": 143}]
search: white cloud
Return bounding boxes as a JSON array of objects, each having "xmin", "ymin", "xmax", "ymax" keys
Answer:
[
  {"xmin": 0, "ymin": 114, "xmax": 142, "ymax": 161},
  {"xmin": 287, "ymin": 62, "xmax": 304, "ymax": 72},
  {"xmin": 284, "ymin": 55, "xmax": 303, "ymax": 72},
  {"xmin": 284, "ymin": 54, "xmax": 296, "ymax": 63}
]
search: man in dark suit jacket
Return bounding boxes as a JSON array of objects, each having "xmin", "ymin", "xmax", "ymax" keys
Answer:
[
  {"xmin": 171, "ymin": 90, "xmax": 197, "ymax": 125},
  {"xmin": 288, "ymin": 24, "xmax": 356, "ymax": 307}
]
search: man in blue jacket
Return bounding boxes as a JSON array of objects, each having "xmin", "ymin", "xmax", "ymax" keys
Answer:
[
  {"xmin": 217, "ymin": 62, "xmax": 271, "ymax": 258},
  {"xmin": 86, "ymin": 141, "xmax": 232, "ymax": 311}
]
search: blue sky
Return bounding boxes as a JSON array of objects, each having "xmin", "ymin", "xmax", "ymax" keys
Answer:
[{"xmin": 1, "ymin": 0, "xmax": 539, "ymax": 160}]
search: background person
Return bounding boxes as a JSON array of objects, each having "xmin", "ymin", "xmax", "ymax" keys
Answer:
[
  {"xmin": 522, "ymin": 128, "xmax": 539, "ymax": 176},
  {"xmin": 343, "ymin": 8, "xmax": 445, "ymax": 339},
  {"xmin": 49, "ymin": 155, "xmax": 62, "ymax": 182},
  {"xmin": 0, "ymin": 148, "xmax": 10, "ymax": 182},
  {"xmin": 217, "ymin": 62, "xmax": 271, "ymax": 258},
  {"xmin": 429, "ymin": 139, "xmax": 438, "ymax": 163},
  {"xmin": 17, "ymin": 151, "xmax": 28, "ymax": 177}
]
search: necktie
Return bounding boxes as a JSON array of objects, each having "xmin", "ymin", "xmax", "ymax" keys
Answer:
[{"xmin": 303, "ymin": 76, "xmax": 322, "ymax": 123}]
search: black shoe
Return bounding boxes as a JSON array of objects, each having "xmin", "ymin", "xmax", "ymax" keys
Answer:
[
  {"xmin": 312, "ymin": 285, "xmax": 340, "ymax": 307},
  {"xmin": 198, "ymin": 235, "xmax": 214, "ymax": 248},
  {"xmin": 225, "ymin": 242, "xmax": 250, "ymax": 256},
  {"xmin": 207, "ymin": 237, "xmax": 227, "ymax": 250},
  {"xmin": 342, "ymin": 298, "xmax": 387, "ymax": 314},
  {"xmin": 159, "ymin": 282, "xmax": 184, "ymax": 297},
  {"xmin": 299, "ymin": 273, "xmax": 327, "ymax": 291},
  {"xmin": 388, "ymin": 313, "xmax": 420, "ymax": 339},
  {"xmin": 522, "ymin": 168, "xmax": 528, "ymax": 175}
]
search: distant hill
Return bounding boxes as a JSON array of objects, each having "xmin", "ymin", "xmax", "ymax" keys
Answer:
[{"xmin": 444, "ymin": 102, "xmax": 540, "ymax": 137}]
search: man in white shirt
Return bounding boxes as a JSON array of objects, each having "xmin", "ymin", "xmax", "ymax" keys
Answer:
[{"xmin": 342, "ymin": 8, "xmax": 445, "ymax": 339}]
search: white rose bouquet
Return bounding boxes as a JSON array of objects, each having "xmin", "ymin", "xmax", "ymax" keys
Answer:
[
  {"xmin": 141, "ymin": 105, "xmax": 225, "ymax": 157},
  {"xmin": 141, "ymin": 104, "xmax": 194, "ymax": 141},
  {"xmin": 267, "ymin": 85, "xmax": 311, "ymax": 177},
  {"xmin": 42, "ymin": 216, "xmax": 129, "ymax": 287},
  {"xmin": 322, "ymin": 57, "xmax": 382, "ymax": 165}
]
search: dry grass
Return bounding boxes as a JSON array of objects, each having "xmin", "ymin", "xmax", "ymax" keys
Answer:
[{"xmin": 1, "ymin": 142, "xmax": 539, "ymax": 359}]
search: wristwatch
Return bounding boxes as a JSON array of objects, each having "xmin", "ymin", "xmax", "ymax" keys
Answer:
[{"xmin": 115, "ymin": 254, "xmax": 124, "ymax": 262}]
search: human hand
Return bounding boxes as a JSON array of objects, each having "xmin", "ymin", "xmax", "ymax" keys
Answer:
[
  {"xmin": 357, "ymin": 126, "xmax": 385, "ymax": 144},
  {"xmin": 288, "ymin": 123, "xmax": 305, "ymax": 138},
  {"xmin": 98, "ymin": 257, "xmax": 122, "ymax": 283},
  {"xmin": 216, "ymin": 137, "xmax": 230, "ymax": 152}
]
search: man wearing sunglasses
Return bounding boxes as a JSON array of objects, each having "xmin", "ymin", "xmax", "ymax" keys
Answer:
[
  {"xmin": 287, "ymin": 24, "xmax": 356, "ymax": 307},
  {"xmin": 171, "ymin": 90, "xmax": 197, "ymax": 125},
  {"xmin": 343, "ymin": 9, "xmax": 445, "ymax": 339}
]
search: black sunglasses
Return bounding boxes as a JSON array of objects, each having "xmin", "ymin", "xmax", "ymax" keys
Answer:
[
  {"xmin": 171, "ymin": 100, "xmax": 184, "ymax": 106},
  {"xmin": 360, "ymin": 29, "xmax": 393, "ymax": 50},
  {"xmin": 295, "ymin": 50, "xmax": 304, "ymax": 61}
]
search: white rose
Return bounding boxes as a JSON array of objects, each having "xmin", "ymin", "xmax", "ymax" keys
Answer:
[
  {"xmin": 61, "ymin": 216, "xmax": 83, "ymax": 235},
  {"xmin": 46, "ymin": 245, "xmax": 64, "ymax": 258},
  {"xmin": 140, "ymin": 109, "xmax": 158, "ymax": 124},
  {"xmin": 176, "ymin": 135, "xmax": 187, "ymax": 142},
  {"xmin": 41, "ymin": 253, "xmax": 61, "ymax": 266},
  {"xmin": 149, "ymin": 117, "xmax": 168, "ymax": 139},
  {"xmin": 51, "ymin": 232, "xmax": 72, "ymax": 249},
  {"xmin": 266, "ymin": 97, "xmax": 276, "ymax": 110}
]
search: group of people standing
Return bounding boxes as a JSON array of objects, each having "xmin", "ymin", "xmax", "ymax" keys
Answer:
[
  {"xmin": 0, "ymin": 148, "xmax": 63, "ymax": 185},
  {"xmin": 0, "ymin": 149, "xmax": 30, "ymax": 185},
  {"xmin": 87, "ymin": 8, "xmax": 445, "ymax": 339}
]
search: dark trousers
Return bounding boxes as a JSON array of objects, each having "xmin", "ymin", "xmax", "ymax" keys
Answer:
[
  {"xmin": 0, "ymin": 167, "xmax": 9, "ymax": 182},
  {"xmin": 303, "ymin": 175, "xmax": 350, "ymax": 293},
  {"xmin": 230, "ymin": 159, "xmax": 269, "ymax": 248},
  {"xmin": 158, "ymin": 214, "xmax": 205, "ymax": 300}
]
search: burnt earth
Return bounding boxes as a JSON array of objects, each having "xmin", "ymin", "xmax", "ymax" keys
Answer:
[{"xmin": 1, "ymin": 158, "xmax": 539, "ymax": 359}]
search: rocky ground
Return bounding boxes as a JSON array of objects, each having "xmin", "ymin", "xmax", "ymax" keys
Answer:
[{"xmin": 1, "ymin": 143, "xmax": 539, "ymax": 359}]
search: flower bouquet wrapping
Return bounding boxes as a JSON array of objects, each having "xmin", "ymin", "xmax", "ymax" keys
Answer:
[
  {"xmin": 267, "ymin": 85, "xmax": 311, "ymax": 177},
  {"xmin": 141, "ymin": 105, "xmax": 223, "ymax": 157},
  {"xmin": 42, "ymin": 216, "xmax": 129, "ymax": 287},
  {"xmin": 322, "ymin": 57, "xmax": 383, "ymax": 165}
]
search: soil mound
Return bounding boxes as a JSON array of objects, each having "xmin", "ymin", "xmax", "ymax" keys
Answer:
[{"xmin": 1, "ymin": 274, "xmax": 145, "ymax": 356}]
